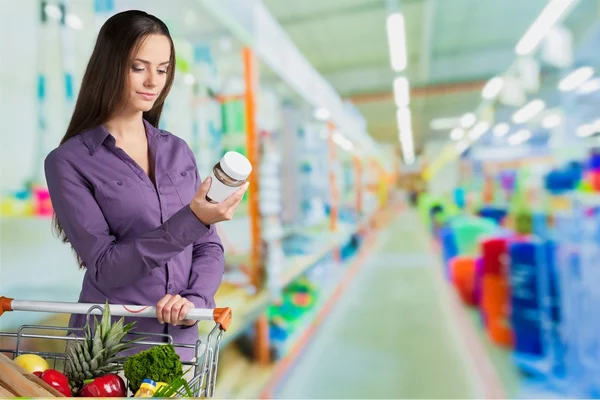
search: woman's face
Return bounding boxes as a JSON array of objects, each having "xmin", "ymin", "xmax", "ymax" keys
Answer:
[{"xmin": 125, "ymin": 34, "xmax": 171, "ymax": 113}]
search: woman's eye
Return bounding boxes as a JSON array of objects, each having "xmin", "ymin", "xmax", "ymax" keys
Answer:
[
  {"xmin": 132, "ymin": 66, "xmax": 144, "ymax": 72},
  {"xmin": 158, "ymin": 70, "xmax": 168, "ymax": 75}
]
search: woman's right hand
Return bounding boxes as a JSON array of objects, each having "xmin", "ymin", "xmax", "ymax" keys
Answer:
[{"xmin": 190, "ymin": 177, "xmax": 249, "ymax": 225}]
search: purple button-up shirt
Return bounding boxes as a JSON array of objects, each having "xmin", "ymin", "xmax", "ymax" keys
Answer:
[{"xmin": 44, "ymin": 119, "xmax": 224, "ymax": 360}]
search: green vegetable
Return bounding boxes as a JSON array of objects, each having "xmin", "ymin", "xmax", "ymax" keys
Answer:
[
  {"xmin": 123, "ymin": 345, "xmax": 183, "ymax": 393},
  {"xmin": 152, "ymin": 371, "xmax": 193, "ymax": 398}
]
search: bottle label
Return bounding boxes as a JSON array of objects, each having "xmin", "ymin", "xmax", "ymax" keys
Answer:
[{"xmin": 207, "ymin": 171, "xmax": 238, "ymax": 202}]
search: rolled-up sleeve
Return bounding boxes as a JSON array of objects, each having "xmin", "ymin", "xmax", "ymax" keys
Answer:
[{"xmin": 45, "ymin": 151, "xmax": 211, "ymax": 289}]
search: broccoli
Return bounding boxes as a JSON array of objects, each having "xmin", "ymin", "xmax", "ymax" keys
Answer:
[{"xmin": 123, "ymin": 344, "xmax": 184, "ymax": 392}]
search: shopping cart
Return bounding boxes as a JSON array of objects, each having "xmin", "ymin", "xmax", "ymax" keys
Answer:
[{"xmin": 0, "ymin": 296, "xmax": 232, "ymax": 398}]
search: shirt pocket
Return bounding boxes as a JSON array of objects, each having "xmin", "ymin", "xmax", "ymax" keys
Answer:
[
  {"xmin": 95, "ymin": 177, "xmax": 148, "ymax": 218},
  {"xmin": 167, "ymin": 167, "xmax": 197, "ymax": 206}
]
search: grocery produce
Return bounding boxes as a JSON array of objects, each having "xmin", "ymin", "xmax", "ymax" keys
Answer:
[
  {"xmin": 12, "ymin": 354, "xmax": 49, "ymax": 373},
  {"xmin": 64, "ymin": 302, "xmax": 140, "ymax": 391},
  {"xmin": 39, "ymin": 369, "xmax": 72, "ymax": 397},
  {"xmin": 123, "ymin": 344, "xmax": 183, "ymax": 393},
  {"xmin": 78, "ymin": 374, "xmax": 127, "ymax": 397}
]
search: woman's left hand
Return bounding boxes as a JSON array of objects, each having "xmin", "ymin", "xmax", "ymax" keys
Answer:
[{"xmin": 156, "ymin": 294, "xmax": 196, "ymax": 326}]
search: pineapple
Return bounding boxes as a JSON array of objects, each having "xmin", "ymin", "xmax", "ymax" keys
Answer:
[{"xmin": 65, "ymin": 302, "xmax": 139, "ymax": 386}]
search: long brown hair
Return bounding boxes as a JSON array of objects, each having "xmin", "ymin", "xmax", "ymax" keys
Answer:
[{"xmin": 52, "ymin": 10, "xmax": 176, "ymax": 268}]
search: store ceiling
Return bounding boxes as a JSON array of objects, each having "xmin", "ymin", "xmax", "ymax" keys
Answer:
[{"xmin": 261, "ymin": 0, "xmax": 563, "ymax": 153}]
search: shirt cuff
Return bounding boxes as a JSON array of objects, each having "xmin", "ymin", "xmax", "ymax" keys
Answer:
[
  {"xmin": 165, "ymin": 205, "xmax": 211, "ymax": 247},
  {"xmin": 181, "ymin": 294, "xmax": 213, "ymax": 329}
]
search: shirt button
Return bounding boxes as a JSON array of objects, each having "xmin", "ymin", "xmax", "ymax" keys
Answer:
[
  {"xmin": 117, "ymin": 181, "xmax": 123, "ymax": 186},
  {"xmin": 168, "ymin": 284, "xmax": 173, "ymax": 290},
  {"xmin": 181, "ymin": 171, "xmax": 187, "ymax": 177}
]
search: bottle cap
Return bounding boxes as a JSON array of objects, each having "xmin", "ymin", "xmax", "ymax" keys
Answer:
[
  {"xmin": 141, "ymin": 379, "xmax": 156, "ymax": 387},
  {"xmin": 220, "ymin": 151, "xmax": 252, "ymax": 181}
]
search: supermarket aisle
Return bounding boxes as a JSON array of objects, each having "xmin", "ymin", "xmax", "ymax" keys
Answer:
[{"xmin": 275, "ymin": 210, "xmax": 485, "ymax": 399}]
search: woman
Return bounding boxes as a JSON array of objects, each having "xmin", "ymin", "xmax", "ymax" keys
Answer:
[{"xmin": 44, "ymin": 10, "xmax": 247, "ymax": 360}]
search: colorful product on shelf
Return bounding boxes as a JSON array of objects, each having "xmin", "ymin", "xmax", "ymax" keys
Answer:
[{"xmin": 449, "ymin": 256, "xmax": 477, "ymax": 306}]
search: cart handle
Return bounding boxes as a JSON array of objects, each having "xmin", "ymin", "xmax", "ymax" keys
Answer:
[{"xmin": 0, "ymin": 297, "xmax": 232, "ymax": 331}]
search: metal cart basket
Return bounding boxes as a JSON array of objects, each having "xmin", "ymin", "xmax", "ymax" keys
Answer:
[{"xmin": 0, "ymin": 296, "xmax": 232, "ymax": 398}]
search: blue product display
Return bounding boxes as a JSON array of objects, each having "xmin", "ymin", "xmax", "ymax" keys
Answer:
[
  {"xmin": 478, "ymin": 206, "xmax": 508, "ymax": 225},
  {"xmin": 509, "ymin": 239, "xmax": 554, "ymax": 377},
  {"xmin": 439, "ymin": 226, "xmax": 458, "ymax": 278}
]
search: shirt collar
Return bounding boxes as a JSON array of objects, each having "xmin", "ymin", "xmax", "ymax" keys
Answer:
[{"xmin": 81, "ymin": 118, "xmax": 167, "ymax": 155}]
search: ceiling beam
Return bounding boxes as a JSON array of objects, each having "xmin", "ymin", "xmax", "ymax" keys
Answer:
[{"xmin": 346, "ymin": 78, "xmax": 487, "ymax": 103}]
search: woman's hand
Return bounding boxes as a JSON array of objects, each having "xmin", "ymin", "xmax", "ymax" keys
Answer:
[
  {"xmin": 190, "ymin": 177, "xmax": 249, "ymax": 225},
  {"xmin": 156, "ymin": 294, "xmax": 196, "ymax": 326}
]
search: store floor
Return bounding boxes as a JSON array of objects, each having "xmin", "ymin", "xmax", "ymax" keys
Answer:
[{"xmin": 274, "ymin": 210, "xmax": 489, "ymax": 399}]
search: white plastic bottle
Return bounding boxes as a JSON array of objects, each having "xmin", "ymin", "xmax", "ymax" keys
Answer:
[{"xmin": 206, "ymin": 151, "xmax": 252, "ymax": 203}]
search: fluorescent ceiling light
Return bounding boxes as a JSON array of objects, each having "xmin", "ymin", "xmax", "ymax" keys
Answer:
[
  {"xmin": 450, "ymin": 128, "xmax": 465, "ymax": 141},
  {"xmin": 482, "ymin": 77, "xmax": 504, "ymax": 100},
  {"xmin": 468, "ymin": 121, "xmax": 490, "ymax": 140},
  {"xmin": 397, "ymin": 107, "xmax": 414, "ymax": 164},
  {"xmin": 397, "ymin": 106, "xmax": 412, "ymax": 134},
  {"xmin": 493, "ymin": 123, "xmax": 510, "ymax": 137},
  {"xmin": 577, "ymin": 124, "xmax": 596, "ymax": 137},
  {"xmin": 399, "ymin": 128, "xmax": 415, "ymax": 165},
  {"xmin": 515, "ymin": 0, "xmax": 579, "ymax": 56},
  {"xmin": 332, "ymin": 132, "xmax": 354, "ymax": 151},
  {"xmin": 66, "ymin": 13, "xmax": 83, "ymax": 30},
  {"xmin": 430, "ymin": 117, "xmax": 459, "ymax": 130},
  {"xmin": 558, "ymin": 66, "xmax": 594, "ymax": 91},
  {"xmin": 393, "ymin": 76, "xmax": 410, "ymax": 107},
  {"xmin": 508, "ymin": 129, "xmax": 532, "ymax": 145},
  {"xmin": 313, "ymin": 108, "xmax": 330, "ymax": 121},
  {"xmin": 44, "ymin": 4, "xmax": 62, "ymax": 20},
  {"xmin": 386, "ymin": 13, "xmax": 408, "ymax": 72},
  {"xmin": 512, "ymin": 99, "xmax": 545, "ymax": 124},
  {"xmin": 542, "ymin": 113, "xmax": 562, "ymax": 129},
  {"xmin": 460, "ymin": 113, "xmax": 476, "ymax": 128},
  {"xmin": 578, "ymin": 77, "xmax": 600, "ymax": 94}
]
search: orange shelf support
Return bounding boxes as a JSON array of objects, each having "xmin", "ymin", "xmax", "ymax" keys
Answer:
[{"xmin": 242, "ymin": 47, "xmax": 270, "ymax": 366}]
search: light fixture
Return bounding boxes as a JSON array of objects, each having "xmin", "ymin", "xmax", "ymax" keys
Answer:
[
  {"xmin": 66, "ymin": 14, "xmax": 83, "ymax": 30},
  {"xmin": 184, "ymin": 74, "xmax": 196, "ymax": 85},
  {"xmin": 430, "ymin": 117, "xmax": 460, "ymax": 130},
  {"xmin": 468, "ymin": 121, "xmax": 490, "ymax": 140},
  {"xmin": 512, "ymin": 99, "xmax": 545, "ymax": 124},
  {"xmin": 460, "ymin": 113, "xmax": 476, "ymax": 128},
  {"xmin": 397, "ymin": 107, "xmax": 414, "ymax": 164},
  {"xmin": 386, "ymin": 13, "xmax": 407, "ymax": 72},
  {"xmin": 493, "ymin": 123, "xmax": 510, "ymax": 137},
  {"xmin": 541, "ymin": 113, "xmax": 562, "ymax": 129},
  {"xmin": 44, "ymin": 4, "xmax": 62, "ymax": 20},
  {"xmin": 515, "ymin": 0, "xmax": 579, "ymax": 56},
  {"xmin": 397, "ymin": 106, "xmax": 412, "ymax": 134},
  {"xmin": 313, "ymin": 108, "xmax": 330, "ymax": 121},
  {"xmin": 577, "ymin": 124, "xmax": 596, "ymax": 137},
  {"xmin": 393, "ymin": 76, "xmax": 410, "ymax": 107},
  {"xmin": 578, "ymin": 77, "xmax": 600, "ymax": 94},
  {"xmin": 558, "ymin": 66, "xmax": 594, "ymax": 91},
  {"xmin": 332, "ymin": 132, "xmax": 354, "ymax": 151},
  {"xmin": 508, "ymin": 129, "xmax": 532, "ymax": 145},
  {"xmin": 482, "ymin": 77, "xmax": 504, "ymax": 100},
  {"xmin": 450, "ymin": 128, "xmax": 465, "ymax": 141}
]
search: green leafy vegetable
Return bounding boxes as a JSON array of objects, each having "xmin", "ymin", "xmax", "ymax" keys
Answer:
[{"xmin": 123, "ymin": 345, "xmax": 183, "ymax": 393}]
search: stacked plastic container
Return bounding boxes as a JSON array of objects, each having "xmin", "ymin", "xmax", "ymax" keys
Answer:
[{"xmin": 480, "ymin": 237, "xmax": 513, "ymax": 347}]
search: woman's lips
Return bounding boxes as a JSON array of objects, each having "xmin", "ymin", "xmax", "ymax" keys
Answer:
[{"xmin": 137, "ymin": 92, "xmax": 157, "ymax": 101}]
